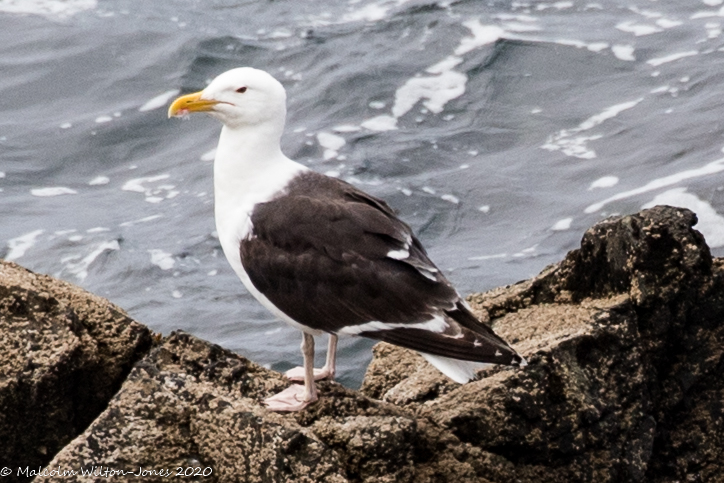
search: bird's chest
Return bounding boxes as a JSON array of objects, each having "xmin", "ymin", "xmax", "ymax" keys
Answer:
[
  {"xmin": 212, "ymin": 162, "xmax": 305, "ymax": 274},
  {"xmin": 214, "ymin": 197, "xmax": 254, "ymax": 282},
  {"xmin": 214, "ymin": 195, "xmax": 321, "ymax": 334}
]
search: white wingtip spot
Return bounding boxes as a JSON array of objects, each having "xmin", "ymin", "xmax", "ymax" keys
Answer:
[
  {"xmin": 338, "ymin": 316, "xmax": 447, "ymax": 336},
  {"xmin": 387, "ymin": 249, "xmax": 409, "ymax": 260},
  {"xmin": 417, "ymin": 268, "xmax": 438, "ymax": 281},
  {"xmin": 495, "ymin": 349, "xmax": 503, "ymax": 357}
]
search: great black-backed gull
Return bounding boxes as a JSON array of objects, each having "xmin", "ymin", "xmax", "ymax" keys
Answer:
[{"xmin": 168, "ymin": 67, "xmax": 526, "ymax": 412}]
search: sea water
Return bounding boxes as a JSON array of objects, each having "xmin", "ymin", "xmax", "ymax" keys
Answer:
[{"xmin": 2, "ymin": 0, "xmax": 724, "ymax": 387}]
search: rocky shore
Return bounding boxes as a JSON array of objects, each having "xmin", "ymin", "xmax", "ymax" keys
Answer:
[{"xmin": 2, "ymin": 206, "xmax": 723, "ymax": 482}]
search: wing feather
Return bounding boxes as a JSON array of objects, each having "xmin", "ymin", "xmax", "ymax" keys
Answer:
[{"xmin": 240, "ymin": 172, "xmax": 522, "ymax": 366}]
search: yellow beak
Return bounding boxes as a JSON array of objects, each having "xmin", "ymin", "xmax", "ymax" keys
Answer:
[{"xmin": 167, "ymin": 91, "xmax": 219, "ymax": 118}]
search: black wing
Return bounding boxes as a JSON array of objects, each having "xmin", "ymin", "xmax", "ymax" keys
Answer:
[
  {"xmin": 240, "ymin": 172, "xmax": 522, "ymax": 365},
  {"xmin": 361, "ymin": 301, "xmax": 524, "ymax": 365}
]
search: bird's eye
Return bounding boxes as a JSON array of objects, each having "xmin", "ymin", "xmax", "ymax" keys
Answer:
[{"xmin": 236, "ymin": 86, "xmax": 247, "ymax": 93}]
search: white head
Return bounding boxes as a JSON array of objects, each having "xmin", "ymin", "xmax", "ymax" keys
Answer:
[{"xmin": 168, "ymin": 67, "xmax": 287, "ymax": 132}]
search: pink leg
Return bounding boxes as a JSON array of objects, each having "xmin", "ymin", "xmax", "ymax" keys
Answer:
[
  {"xmin": 286, "ymin": 333, "xmax": 337, "ymax": 382},
  {"xmin": 264, "ymin": 333, "xmax": 318, "ymax": 412}
]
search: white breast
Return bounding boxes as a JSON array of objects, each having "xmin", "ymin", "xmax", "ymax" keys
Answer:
[{"xmin": 213, "ymin": 156, "xmax": 319, "ymax": 334}]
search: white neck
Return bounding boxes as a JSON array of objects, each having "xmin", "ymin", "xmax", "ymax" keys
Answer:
[
  {"xmin": 215, "ymin": 123, "xmax": 284, "ymax": 188},
  {"xmin": 212, "ymin": 122, "xmax": 308, "ymax": 252}
]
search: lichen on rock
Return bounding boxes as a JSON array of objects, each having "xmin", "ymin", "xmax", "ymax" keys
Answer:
[
  {"xmin": 362, "ymin": 206, "xmax": 724, "ymax": 482},
  {"xmin": 0, "ymin": 261, "xmax": 153, "ymax": 479}
]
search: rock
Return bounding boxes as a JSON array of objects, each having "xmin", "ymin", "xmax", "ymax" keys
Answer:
[
  {"xmin": 3, "ymin": 206, "xmax": 724, "ymax": 482},
  {"xmin": 36, "ymin": 331, "xmax": 348, "ymax": 483},
  {"xmin": 37, "ymin": 329, "xmax": 496, "ymax": 483},
  {"xmin": 362, "ymin": 206, "xmax": 724, "ymax": 482},
  {"xmin": 0, "ymin": 261, "xmax": 153, "ymax": 480}
]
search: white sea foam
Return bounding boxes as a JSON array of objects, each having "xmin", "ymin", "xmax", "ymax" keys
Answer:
[
  {"xmin": 122, "ymin": 174, "xmax": 177, "ymax": 202},
  {"xmin": 122, "ymin": 174, "xmax": 170, "ymax": 192},
  {"xmin": 628, "ymin": 6, "xmax": 663, "ymax": 19},
  {"xmin": 333, "ymin": 124, "xmax": 361, "ymax": 133},
  {"xmin": 587, "ymin": 42, "xmax": 610, "ymax": 52},
  {"xmin": 0, "ymin": 0, "xmax": 96, "ymax": 18},
  {"xmin": 500, "ymin": 21, "xmax": 541, "ymax": 33},
  {"xmin": 88, "ymin": 176, "xmax": 110, "ymax": 185},
  {"xmin": 585, "ymin": 157, "xmax": 724, "ymax": 213},
  {"xmin": 612, "ymin": 45, "xmax": 636, "ymax": 61},
  {"xmin": 392, "ymin": 69, "xmax": 468, "ymax": 118},
  {"xmin": 268, "ymin": 29, "xmax": 292, "ymax": 39},
  {"xmin": 468, "ymin": 252, "xmax": 507, "ymax": 261},
  {"xmin": 341, "ymin": 3, "xmax": 389, "ymax": 23},
  {"xmin": 426, "ymin": 56, "xmax": 463, "ymax": 75},
  {"xmin": 692, "ymin": 7, "xmax": 724, "ymax": 20},
  {"xmin": 164, "ymin": 188, "xmax": 179, "ymax": 199},
  {"xmin": 535, "ymin": 1, "xmax": 574, "ymax": 10},
  {"xmin": 119, "ymin": 214, "xmax": 163, "ymax": 227},
  {"xmin": 647, "ymin": 50, "xmax": 698, "ymax": 66},
  {"xmin": 317, "ymin": 132, "xmax": 346, "ymax": 160},
  {"xmin": 554, "ymin": 39, "xmax": 609, "ymax": 52},
  {"xmin": 616, "ymin": 21, "xmax": 663, "ymax": 36},
  {"xmin": 441, "ymin": 194, "xmax": 460, "ymax": 204},
  {"xmin": 642, "ymin": 188, "xmax": 724, "ymax": 247},
  {"xmin": 579, "ymin": 100, "xmax": 643, "ymax": 130},
  {"xmin": 589, "ymin": 176, "xmax": 620, "ymax": 190},
  {"xmin": 310, "ymin": 0, "xmax": 416, "ymax": 26},
  {"xmin": 542, "ymin": 132, "xmax": 602, "ymax": 159},
  {"xmin": 494, "ymin": 13, "xmax": 537, "ymax": 22},
  {"xmin": 454, "ymin": 20, "xmax": 504, "ymax": 56},
  {"xmin": 95, "ymin": 115, "xmax": 113, "ymax": 123},
  {"xmin": 542, "ymin": 99, "xmax": 642, "ymax": 159},
  {"xmin": 6, "ymin": 229, "xmax": 44, "ymax": 261},
  {"xmin": 656, "ymin": 18, "xmax": 683, "ymax": 28},
  {"xmin": 551, "ymin": 218, "xmax": 573, "ymax": 231},
  {"xmin": 139, "ymin": 89, "xmax": 180, "ymax": 112},
  {"xmin": 148, "ymin": 249, "xmax": 175, "ymax": 270},
  {"xmin": 362, "ymin": 19, "xmax": 502, "ymax": 132},
  {"xmin": 361, "ymin": 115, "xmax": 398, "ymax": 131},
  {"xmin": 31, "ymin": 187, "xmax": 78, "ymax": 197},
  {"xmin": 200, "ymin": 148, "xmax": 217, "ymax": 161},
  {"xmin": 61, "ymin": 240, "xmax": 120, "ymax": 281},
  {"xmin": 513, "ymin": 245, "xmax": 538, "ymax": 258},
  {"xmin": 706, "ymin": 22, "xmax": 723, "ymax": 38}
]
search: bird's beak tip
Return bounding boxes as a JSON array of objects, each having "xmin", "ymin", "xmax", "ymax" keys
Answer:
[{"xmin": 168, "ymin": 91, "xmax": 215, "ymax": 119}]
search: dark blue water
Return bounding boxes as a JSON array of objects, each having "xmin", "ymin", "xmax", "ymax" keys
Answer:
[{"xmin": 2, "ymin": 0, "xmax": 724, "ymax": 387}]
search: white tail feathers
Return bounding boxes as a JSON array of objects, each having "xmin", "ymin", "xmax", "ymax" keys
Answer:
[{"xmin": 420, "ymin": 353, "xmax": 494, "ymax": 383}]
